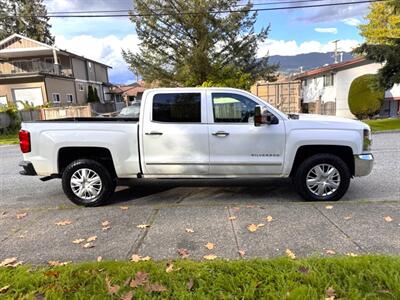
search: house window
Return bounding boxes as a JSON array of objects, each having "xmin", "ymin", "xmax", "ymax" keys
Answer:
[
  {"xmin": 323, "ymin": 74, "xmax": 334, "ymax": 87},
  {"xmin": 52, "ymin": 93, "xmax": 61, "ymax": 103},
  {"xmin": 304, "ymin": 79, "xmax": 308, "ymax": 86},
  {"xmin": 88, "ymin": 62, "xmax": 92, "ymax": 70},
  {"xmin": 152, "ymin": 93, "xmax": 201, "ymax": 123},
  {"xmin": 66, "ymin": 94, "xmax": 74, "ymax": 103},
  {"xmin": 78, "ymin": 83, "xmax": 84, "ymax": 91}
]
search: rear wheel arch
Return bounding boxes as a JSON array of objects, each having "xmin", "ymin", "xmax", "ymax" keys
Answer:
[{"xmin": 58, "ymin": 147, "xmax": 117, "ymax": 177}]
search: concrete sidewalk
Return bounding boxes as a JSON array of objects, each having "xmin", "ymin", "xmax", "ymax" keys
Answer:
[{"xmin": 1, "ymin": 200, "xmax": 399, "ymax": 264}]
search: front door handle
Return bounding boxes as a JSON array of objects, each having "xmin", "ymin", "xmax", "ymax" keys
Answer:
[
  {"xmin": 212, "ymin": 131, "xmax": 230, "ymax": 137},
  {"xmin": 145, "ymin": 131, "xmax": 163, "ymax": 136}
]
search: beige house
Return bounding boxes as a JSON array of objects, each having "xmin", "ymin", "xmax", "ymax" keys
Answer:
[{"xmin": 0, "ymin": 34, "xmax": 112, "ymax": 108}]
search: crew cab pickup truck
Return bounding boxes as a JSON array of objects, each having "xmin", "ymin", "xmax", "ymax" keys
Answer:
[{"xmin": 19, "ymin": 88, "xmax": 374, "ymax": 206}]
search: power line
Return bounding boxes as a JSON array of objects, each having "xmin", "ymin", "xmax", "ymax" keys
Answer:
[
  {"xmin": 6, "ymin": 0, "xmax": 384, "ymax": 18},
  {"xmin": 46, "ymin": 0, "xmax": 343, "ymax": 14}
]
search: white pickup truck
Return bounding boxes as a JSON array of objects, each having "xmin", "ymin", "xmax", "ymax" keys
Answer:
[{"xmin": 19, "ymin": 88, "xmax": 374, "ymax": 206}]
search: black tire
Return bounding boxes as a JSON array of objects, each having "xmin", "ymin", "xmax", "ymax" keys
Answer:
[
  {"xmin": 294, "ymin": 154, "xmax": 351, "ymax": 202},
  {"xmin": 62, "ymin": 159, "xmax": 116, "ymax": 207}
]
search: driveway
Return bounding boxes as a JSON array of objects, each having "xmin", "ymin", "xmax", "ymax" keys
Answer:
[{"xmin": 0, "ymin": 132, "xmax": 399, "ymax": 264}]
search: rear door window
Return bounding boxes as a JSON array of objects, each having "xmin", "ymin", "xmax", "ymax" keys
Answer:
[{"xmin": 152, "ymin": 93, "xmax": 201, "ymax": 123}]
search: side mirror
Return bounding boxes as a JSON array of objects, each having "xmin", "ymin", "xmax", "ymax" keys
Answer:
[{"xmin": 254, "ymin": 105, "xmax": 278, "ymax": 126}]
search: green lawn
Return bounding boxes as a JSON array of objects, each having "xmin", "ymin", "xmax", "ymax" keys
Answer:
[
  {"xmin": 0, "ymin": 132, "xmax": 18, "ymax": 145},
  {"xmin": 1, "ymin": 256, "xmax": 399, "ymax": 299},
  {"xmin": 364, "ymin": 118, "xmax": 400, "ymax": 132}
]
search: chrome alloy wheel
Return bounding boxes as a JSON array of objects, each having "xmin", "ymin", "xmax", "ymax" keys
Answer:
[
  {"xmin": 306, "ymin": 164, "xmax": 341, "ymax": 197},
  {"xmin": 70, "ymin": 168, "xmax": 102, "ymax": 201}
]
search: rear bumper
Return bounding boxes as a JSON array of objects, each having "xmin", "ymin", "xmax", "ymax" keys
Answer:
[
  {"xmin": 354, "ymin": 154, "xmax": 374, "ymax": 177},
  {"xmin": 19, "ymin": 161, "xmax": 37, "ymax": 176}
]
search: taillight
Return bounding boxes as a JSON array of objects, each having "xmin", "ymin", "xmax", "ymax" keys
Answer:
[{"xmin": 19, "ymin": 130, "xmax": 31, "ymax": 153}]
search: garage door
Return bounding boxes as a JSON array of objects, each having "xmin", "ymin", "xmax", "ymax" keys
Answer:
[{"xmin": 12, "ymin": 88, "xmax": 44, "ymax": 109}]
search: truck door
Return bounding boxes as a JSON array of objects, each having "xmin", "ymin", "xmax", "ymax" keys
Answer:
[
  {"xmin": 207, "ymin": 91, "xmax": 285, "ymax": 175},
  {"xmin": 141, "ymin": 91, "xmax": 209, "ymax": 175}
]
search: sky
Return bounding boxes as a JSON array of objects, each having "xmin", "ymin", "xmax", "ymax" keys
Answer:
[{"xmin": 44, "ymin": 0, "xmax": 370, "ymax": 84}]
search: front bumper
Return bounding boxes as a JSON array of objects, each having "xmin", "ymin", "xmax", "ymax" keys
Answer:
[
  {"xmin": 19, "ymin": 161, "xmax": 37, "ymax": 176},
  {"xmin": 354, "ymin": 153, "xmax": 374, "ymax": 177}
]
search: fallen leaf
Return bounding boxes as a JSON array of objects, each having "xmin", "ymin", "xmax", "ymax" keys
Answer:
[
  {"xmin": 246, "ymin": 205, "xmax": 255, "ymax": 208},
  {"xmin": 86, "ymin": 236, "xmax": 97, "ymax": 242},
  {"xmin": 136, "ymin": 224, "xmax": 150, "ymax": 229},
  {"xmin": 384, "ymin": 216, "xmax": 393, "ymax": 222},
  {"xmin": 130, "ymin": 271, "xmax": 149, "ymax": 288},
  {"xmin": 265, "ymin": 215, "xmax": 273, "ymax": 222},
  {"xmin": 145, "ymin": 283, "xmax": 167, "ymax": 292},
  {"xmin": 247, "ymin": 224, "xmax": 258, "ymax": 232},
  {"xmin": 105, "ymin": 276, "xmax": 120, "ymax": 295},
  {"xmin": 185, "ymin": 228, "xmax": 194, "ymax": 233},
  {"xmin": 47, "ymin": 261, "xmax": 71, "ymax": 266},
  {"xmin": 130, "ymin": 254, "xmax": 141, "ymax": 262},
  {"xmin": 257, "ymin": 223, "xmax": 265, "ymax": 228},
  {"xmin": 325, "ymin": 286, "xmax": 336, "ymax": 299},
  {"xmin": 120, "ymin": 291, "xmax": 133, "ymax": 300},
  {"xmin": 16, "ymin": 212, "xmax": 27, "ymax": 220},
  {"xmin": 97, "ymin": 256, "xmax": 102, "ymax": 262},
  {"xmin": 325, "ymin": 205, "xmax": 333, "ymax": 210},
  {"xmin": 203, "ymin": 254, "xmax": 217, "ymax": 260},
  {"xmin": 102, "ymin": 226, "xmax": 111, "ymax": 231},
  {"xmin": 44, "ymin": 270, "xmax": 60, "ymax": 278},
  {"xmin": 165, "ymin": 262, "xmax": 174, "ymax": 273},
  {"xmin": 347, "ymin": 252, "xmax": 358, "ymax": 257},
  {"xmin": 72, "ymin": 238, "xmax": 85, "ymax": 244},
  {"xmin": 0, "ymin": 257, "xmax": 17, "ymax": 267},
  {"xmin": 1, "ymin": 211, "xmax": 7, "ymax": 216},
  {"xmin": 238, "ymin": 250, "xmax": 246, "ymax": 257},
  {"xmin": 187, "ymin": 278, "xmax": 194, "ymax": 291},
  {"xmin": 285, "ymin": 249, "xmax": 296, "ymax": 259},
  {"xmin": 120, "ymin": 206, "xmax": 129, "ymax": 210},
  {"xmin": 205, "ymin": 242, "xmax": 215, "ymax": 250},
  {"xmin": 228, "ymin": 216, "xmax": 237, "ymax": 221},
  {"xmin": 326, "ymin": 249, "xmax": 336, "ymax": 255},
  {"xmin": 344, "ymin": 215, "xmax": 352, "ymax": 220},
  {"xmin": 141, "ymin": 256, "xmax": 151, "ymax": 261},
  {"xmin": 83, "ymin": 242, "xmax": 94, "ymax": 249},
  {"xmin": 298, "ymin": 266, "xmax": 309, "ymax": 274},
  {"xmin": 177, "ymin": 248, "xmax": 190, "ymax": 258},
  {"xmin": 55, "ymin": 220, "xmax": 72, "ymax": 226},
  {"xmin": 0, "ymin": 285, "xmax": 10, "ymax": 293},
  {"xmin": 102, "ymin": 220, "xmax": 110, "ymax": 227}
]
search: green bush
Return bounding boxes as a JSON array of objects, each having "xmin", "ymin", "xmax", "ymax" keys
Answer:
[
  {"xmin": 87, "ymin": 86, "xmax": 100, "ymax": 102},
  {"xmin": 348, "ymin": 74, "xmax": 384, "ymax": 120}
]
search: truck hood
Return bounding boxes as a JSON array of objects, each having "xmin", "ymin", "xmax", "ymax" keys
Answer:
[{"xmin": 286, "ymin": 114, "xmax": 369, "ymax": 131}]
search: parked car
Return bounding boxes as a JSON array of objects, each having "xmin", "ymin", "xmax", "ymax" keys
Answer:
[
  {"xmin": 18, "ymin": 88, "xmax": 373, "ymax": 206},
  {"xmin": 117, "ymin": 102, "xmax": 141, "ymax": 119}
]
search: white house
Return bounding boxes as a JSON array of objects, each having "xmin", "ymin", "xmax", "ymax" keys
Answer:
[{"xmin": 295, "ymin": 57, "xmax": 400, "ymax": 118}]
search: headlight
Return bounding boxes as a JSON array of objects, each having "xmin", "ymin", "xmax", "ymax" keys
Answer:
[{"xmin": 363, "ymin": 128, "xmax": 372, "ymax": 151}]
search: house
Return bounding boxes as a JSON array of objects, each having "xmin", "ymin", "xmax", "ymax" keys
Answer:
[
  {"xmin": 0, "ymin": 33, "xmax": 112, "ymax": 108},
  {"xmin": 250, "ymin": 77, "xmax": 301, "ymax": 114},
  {"xmin": 295, "ymin": 57, "xmax": 400, "ymax": 118},
  {"xmin": 108, "ymin": 81, "xmax": 146, "ymax": 104}
]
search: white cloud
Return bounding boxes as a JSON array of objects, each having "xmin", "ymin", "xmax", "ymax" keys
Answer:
[
  {"xmin": 55, "ymin": 34, "xmax": 140, "ymax": 83},
  {"xmin": 341, "ymin": 18, "xmax": 361, "ymax": 26},
  {"xmin": 257, "ymin": 39, "xmax": 360, "ymax": 57},
  {"xmin": 314, "ymin": 27, "xmax": 338, "ymax": 34}
]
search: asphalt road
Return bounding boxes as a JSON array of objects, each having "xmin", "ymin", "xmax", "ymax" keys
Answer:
[{"xmin": 0, "ymin": 132, "xmax": 399, "ymax": 264}]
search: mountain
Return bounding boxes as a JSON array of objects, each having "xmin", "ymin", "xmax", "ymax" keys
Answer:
[{"xmin": 268, "ymin": 52, "xmax": 355, "ymax": 73}]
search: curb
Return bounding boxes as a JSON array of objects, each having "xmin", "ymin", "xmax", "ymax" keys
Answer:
[{"xmin": 372, "ymin": 129, "xmax": 400, "ymax": 135}]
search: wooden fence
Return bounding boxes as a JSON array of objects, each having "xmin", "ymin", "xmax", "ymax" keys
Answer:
[{"xmin": 39, "ymin": 106, "xmax": 91, "ymax": 120}]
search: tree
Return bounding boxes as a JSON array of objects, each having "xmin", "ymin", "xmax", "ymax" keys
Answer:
[
  {"xmin": 348, "ymin": 74, "xmax": 384, "ymax": 119},
  {"xmin": 0, "ymin": 0, "xmax": 54, "ymax": 44},
  {"xmin": 355, "ymin": 0, "xmax": 400, "ymax": 89},
  {"xmin": 123, "ymin": 0, "xmax": 278, "ymax": 89},
  {"xmin": 93, "ymin": 87, "xmax": 100, "ymax": 102}
]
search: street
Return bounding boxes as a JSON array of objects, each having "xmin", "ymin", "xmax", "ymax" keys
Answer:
[{"xmin": 0, "ymin": 132, "xmax": 399, "ymax": 264}]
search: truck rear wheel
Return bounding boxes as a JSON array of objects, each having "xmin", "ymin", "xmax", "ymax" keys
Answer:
[
  {"xmin": 294, "ymin": 154, "xmax": 350, "ymax": 202},
  {"xmin": 62, "ymin": 159, "xmax": 116, "ymax": 207}
]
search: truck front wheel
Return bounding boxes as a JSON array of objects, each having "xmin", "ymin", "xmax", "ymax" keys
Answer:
[
  {"xmin": 294, "ymin": 154, "xmax": 350, "ymax": 202},
  {"xmin": 62, "ymin": 159, "xmax": 116, "ymax": 206}
]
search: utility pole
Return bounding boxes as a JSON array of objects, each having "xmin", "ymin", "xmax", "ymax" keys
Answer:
[{"xmin": 332, "ymin": 40, "xmax": 340, "ymax": 64}]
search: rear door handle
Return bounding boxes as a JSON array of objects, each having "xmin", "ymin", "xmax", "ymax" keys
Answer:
[
  {"xmin": 212, "ymin": 131, "xmax": 230, "ymax": 137},
  {"xmin": 145, "ymin": 131, "xmax": 163, "ymax": 136}
]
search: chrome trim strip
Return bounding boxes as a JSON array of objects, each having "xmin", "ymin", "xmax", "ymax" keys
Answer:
[{"xmin": 146, "ymin": 162, "xmax": 282, "ymax": 166}]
